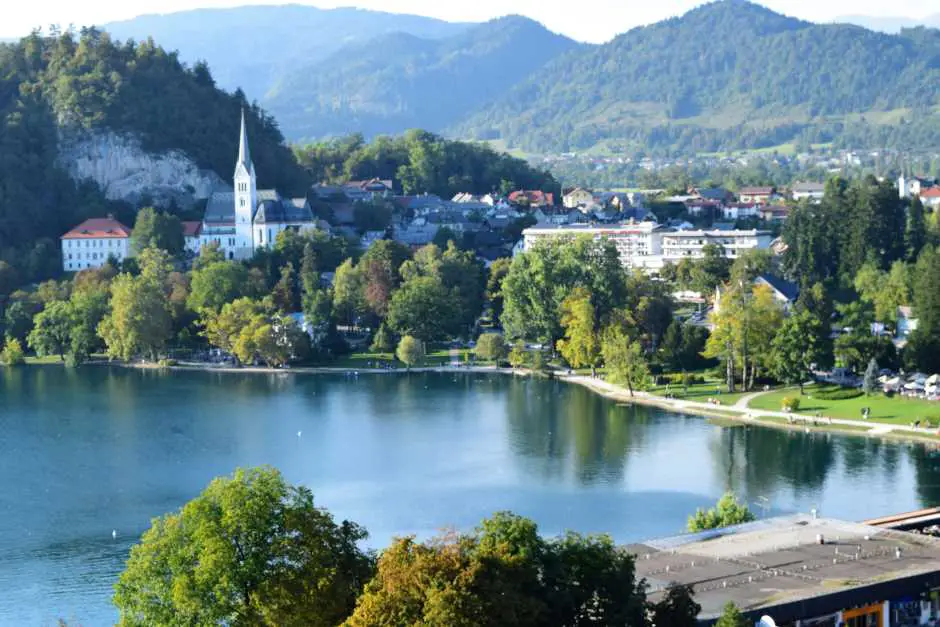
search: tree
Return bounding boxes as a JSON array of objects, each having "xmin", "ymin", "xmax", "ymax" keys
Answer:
[
  {"xmin": 771, "ymin": 308, "xmax": 827, "ymax": 393},
  {"xmin": 650, "ymin": 584, "xmax": 701, "ymax": 627},
  {"xmin": 113, "ymin": 467, "xmax": 374, "ymax": 626},
  {"xmin": 130, "ymin": 207, "xmax": 184, "ymax": 255},
  {"xmin": 3, "ymin": 300, "xmax": 38, "ymax": 346},
  {"xmin": 508, "ymin": 340, "xmax": 527, "ymax": 369},
  {"xmin": 370, "ymin": 324, "xmax": 395, "ymax": 353},
  {"xmin": 556, "ymin": 288, "xmax": 601, "ymax": 375},
  {"xmin": 271, "ymin": 262, "xmax": 298, "ymax": 313},
  {"xmin": 67, "ymin": 285, "xmax": 110, "ymax": 364},
  {"xmin": 475, "ymin": 333, "xmax": 506, "ymax": 363},
  {"xmin": 28, "ymin": 301, "xmax": 73, "ymax": 361},
  {"xmin": 486, "ymin": 257, "xmax": 512, "ymax": 323},
  {"xmin": 715, "ymin": 602, "xmax": 750, "ymax": 627},
  {"xmin": 98, "ymin": 254, "xmax": 173, "ymax": 362},
  {"xmin": 396, "ymin": 335, "xmax": 425, "ymax": 369},
  {"xmin": 863, "ymin": 357, "xmax": 879, "ymax": 395},
  {"xmin": 0, "ymin": 337, "xmax": 25, "ymax": 366},
  {"xmin": 386, "ymin": 276, "xmax": 456, "ymax": 342},
  {"xmin": 601, "ymin": 324, "xmax": 650, "ymax": 397},
  {"xmin": 854, "ymin": 260, "xmax": 911, "ymax": 325},
  {"xmin": 332, "ymin": 259, "xmax": 367, "ymax": 328},
  {"xmin": 188, "ymin": 260, "xmax": 251, "ymax": 314},
  {"xmin": 353, "ymin": 200, "xmax": 392, "ymax": 234},
  {"xmin": 905, "ymin": 196, "xmax": 927, "ymax": 261},
  {"xmin": 202, "ymin": 298, "xmax": 304, "ymax": 366},
  {"xmin": 687, "ymin": 492, "xmax": 755, "ymax": 532}
]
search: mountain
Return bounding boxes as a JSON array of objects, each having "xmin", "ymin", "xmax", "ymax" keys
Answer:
[
  {"xmin": 265, "ymin": 15, "xmax": 581, "ymax": 141},
  {"xmin": 104, "ymin": 4, "xmax": 470, "ymax": 101},
  {"xmin": 455, "ymin": 0, "xmax": 940, "ymax": 154},
  {"xmin": 834, "ymin": 14, "xmax": 940, "ymax": 33}
]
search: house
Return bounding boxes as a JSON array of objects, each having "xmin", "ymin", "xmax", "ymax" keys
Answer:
[
  {"xmin": 182, "ymin": 221, "xmax": 203, "ymax": 254},
  {"xmin": 722, "ymin": 202, "xmax": 760, "ymax": 220},
  {"xmin": 898, "ymin": 175, "xmax": 935, "ymax": 199},
  {"xmin": 562, "ymin": 187, "xmax": 594, "ymax": 209},
  {"xmin": 345, "ymin": 178, "xmax": 394, "ymax": 199},
  {"xmin": 509, "ymin": 190, "xmax": 554, "ymax": 208},
  {"xmin": 737, "ymin": 186, "xmax": 775, "ymax": 204},
  {"xmin": 791, "ymin": 181, "xmax": 826, "ymax": 202},
  {"xmin": 201, "ymin": 111, "xmax": 315, "ymax": 260},
  {"xmin": 921, "ymin": 187, "xmax": 940, "ymax": 209},
  {"xmin": 592, "ymin": 191, "xmax": 629, "ymax": 210},
  {"xmin": 760, "ymin": 205, "xmax": 790, "ymax": 222},
  {"xmin": 694, "ymin": 187, "xmax": 733, "ymax": 203},
  {"xmin": 754, "ymin": 273, "xmax": 800, "ymax": 311},
  {"xmin": 61, "ymin": 217, "xmax": 132, "ymax": 272},
  {"xmin": 686, "ymin": 199, "xmax": 722, "ymax": 217}
]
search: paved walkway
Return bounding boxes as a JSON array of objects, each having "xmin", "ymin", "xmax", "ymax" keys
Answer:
[{"xmin": 561, "ymin": 375, "xmax": 940, "ymax": 441}]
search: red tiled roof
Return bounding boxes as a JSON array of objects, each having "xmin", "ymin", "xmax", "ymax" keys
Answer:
[
  {"xmin": 739, "ymin": 187, "xmax": 774, "ymax": 195},
  {"xmin": 61, "ymin": 218, "xmax": 131, "ymax": 240},
  {"xmin": 920, "ymin": 187, "xmax": 940, "ymax": 198},
  {"xmin": 182, "ymin": 221, "xmax": 202, "ymax": 237}
]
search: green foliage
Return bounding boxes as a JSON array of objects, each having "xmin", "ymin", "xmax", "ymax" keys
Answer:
[
  {"xmin": 188, "ymin": 260, "xmax": 252, "ymax": 314},
  {"xmin": 395, "ymin": 335, "xmax": 425, "ymax": 368},
  {"xmin": 771, "ymin": 307, "xmax": 829, "ymax": 391},
  {"xmin": 202, "ymin": 298, "xmax": 307, "ymax": 367},
  {"xmin": 601, "ymin": 324, "xmax": 650, "ymax": 397},
  {"xmin": 346, "ymin": 511, "xmax": 648, "ymax": 627},
  {"xmin": 113, "ymin": 467, "xmax": 374, "ymax": 626},
  {"xmin": 27, "ymin": 301, "xmax": 73, "ymax": 360},
  {"xmin": 475, "ymin": 333, "xmax": 506, "ymax": 362},
  {"xmin": 715, "ymin": 602, "xmax": 751, "ymax": 627},
  {"xmin": 863, "ymin": 358, "xmax": 880, "ymax": 395},
  {"xmin": 457, "ymin": 2, "xmax": 940, "ymax": 154},
  {"xmin": 687, "ymin": 492, "xmax": 755, "ymax": 533},
  {"xmin": 130, "ymin": 208, "xmax": 183, "ymax": 255},
  {"xmin": 508, "ymin": 340, "xmax": 527, "ymax": 369},
  {"xmin": 781, "ymin": 396, "xmax": 801, "ymax": 412},
  {"xmin": 386, "ymin": 276, "xmax": 456, "ymax": 342},
  {"xmin": 0, "ymin": 337, "xmax": 25, "ymax": 366},
  {"xmin": 369, "ymin": 324, "xmax": 395, "ymax": 353},
  {"xmin": 556, "ymin": 288, "xmax": 601, "ymax": 371},
  {"xmin": 650, "ymin": 584, "xmax": 701, "ymax": 627},
  {"xmin": 813, "ymin": 387, "xmax": 864, "ymax": 401},
  {"xmin": 294, "ymin": 129, "xmax": 558, "ymax": 199}
]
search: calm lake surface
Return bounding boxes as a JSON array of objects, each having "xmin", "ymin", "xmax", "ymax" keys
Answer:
[{"xmin": 2, "ymin": 366, "xmax": 939, "ymax": 625}]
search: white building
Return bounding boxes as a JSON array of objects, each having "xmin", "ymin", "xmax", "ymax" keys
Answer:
[
  {"xmin": 201, "ymin": 111, "xmax": 315, "ymax": 260},
  {"xmin": 791, "ymin": 181, "xmax": 825, "ymax": 202},
  {"xmin": 660, "ymin": 229, "xmax": 773, "ymax": 264},
  {"xmin": 182, "ymin": 221, "xmax": 203, "ymax": 255},
  {"xmin": 61, "ymin": 218, "xmax": 132, "ymax": 272},
  {"xmin": 522, "ymin": 222, "xmax": 667, "ymax": 270}
]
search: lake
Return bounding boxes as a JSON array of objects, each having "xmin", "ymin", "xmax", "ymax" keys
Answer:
[{"xmin": 1, "ymin": 366, "xmax": 939, "ymax": 625}]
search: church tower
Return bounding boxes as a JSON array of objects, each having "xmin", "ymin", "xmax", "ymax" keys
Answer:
[{"xmin": 234, "ymin": 109, "xmax": 257, "ymax": 257}]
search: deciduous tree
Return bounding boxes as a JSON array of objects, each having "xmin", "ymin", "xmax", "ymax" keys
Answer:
[
  {"xmin": 395, "ymin": 335, "xmax": 425, "ymax": 368},
  {"xmin": 687, "ymin": 492, "xmax": 755, "ymax": 532}
]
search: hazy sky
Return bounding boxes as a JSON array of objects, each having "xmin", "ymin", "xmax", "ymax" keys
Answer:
[{"xmin": 3, "ymin": 0, "xmax": 939, "ymax": 42}]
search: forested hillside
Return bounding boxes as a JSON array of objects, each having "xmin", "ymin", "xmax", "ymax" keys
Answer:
[
  {"xmin": 0, "ymin": 29, "xmax": 305, "ymax": 282},
  {"xmin": 265, "ymin": 16, "xmax": 579, "ymax": 141},
  {"xmin": 104, "ymin": 5, "xmax": 469, "ymax": 100},
  {"xmin": 456, "ymin": 0, "xmax": 940, "ymax": 154}
]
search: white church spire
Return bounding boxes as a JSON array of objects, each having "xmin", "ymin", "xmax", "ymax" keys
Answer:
[{"xmin": 237, "ymin": 108, "xmax": 253, "ymax": 173}]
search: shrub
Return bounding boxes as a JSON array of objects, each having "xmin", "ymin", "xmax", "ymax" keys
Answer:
[
  {"xmin": 781, "ymin": 396, "xmax": 800, "ymax": 412},
  {"xmin": 0, "ymin": 337, "xmax": 25, "ymax": 366},
  {"xmin": 814, "ymin": 387, "xmax": 863, "ymax": 401},
  {"xmin": 665, "ymin": 373, "xmax": 705, "ymax": 385},
  {"xmin": 158, "ymin": 358, "xmax": 178, "ymax": 368}
]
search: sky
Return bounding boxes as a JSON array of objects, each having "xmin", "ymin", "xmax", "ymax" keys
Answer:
[{"xmin": 2, "ymin": 0, "xmax": 939, "ymax": 42}]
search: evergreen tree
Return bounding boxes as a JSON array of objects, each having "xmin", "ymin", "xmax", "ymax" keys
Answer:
[
  {"xmin": 863, "ymin": 358, "xmax": 879, "ymax": 395},
  {"xmin": 905, "ymin": 196, "xmax": 927, "ymax": 261}
]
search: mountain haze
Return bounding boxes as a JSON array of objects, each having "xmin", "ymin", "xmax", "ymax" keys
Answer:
[
  {"xmin": 265, "ymin": 16, "xmax": 581, "ymax": 141},
  {"xmin": 835, "ymin": 14, "xmax": 940, "ymax": 33},
  {"xmin": 455, "ymin": 0, "xmax": 940, "ymax": 154},
  {"xmin": 104, "ymin": 4, "xmax": 470, "ymax": 100}
]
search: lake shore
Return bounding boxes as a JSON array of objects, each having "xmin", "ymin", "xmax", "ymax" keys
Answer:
[{"xmin": 67, "ymin": 359, "xmax": 940, "ymax": 445}]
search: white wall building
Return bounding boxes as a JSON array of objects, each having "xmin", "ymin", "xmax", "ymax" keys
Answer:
[
  {"xmin": 522, "ymin": 223, "xmax": 772, "ymax": 272},
  {"xmin": 61, "ymin": 218, "xmax": 132, "ymax": 272}
]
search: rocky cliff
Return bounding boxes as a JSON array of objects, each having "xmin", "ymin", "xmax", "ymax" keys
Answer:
[{"xmin": 57, "ymin": 132, "xmax": 229, "ymax": 207}]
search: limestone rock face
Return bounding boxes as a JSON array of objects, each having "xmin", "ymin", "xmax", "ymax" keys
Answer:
[{"xmin": 57, "ymin": 131, "xmax": 228, "ymax": 207}]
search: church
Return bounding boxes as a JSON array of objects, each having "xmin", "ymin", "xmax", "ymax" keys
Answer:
[{"xmin": 200, "ymin": 111, "xmax": 314, "ymax": 260}]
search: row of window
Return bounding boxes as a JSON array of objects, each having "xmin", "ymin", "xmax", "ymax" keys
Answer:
[
  {"xmin": 65, "ymin": 239, "xmax": 124, "ymax": 248},
  {"xmin": 66, "ymin": 252, "xmax": 124, "ymax": 261}
]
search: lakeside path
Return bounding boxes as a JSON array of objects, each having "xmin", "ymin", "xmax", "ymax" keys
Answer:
[{"xmin": 93, "ymin": 360, "xmax": 940, "ymax": 445}]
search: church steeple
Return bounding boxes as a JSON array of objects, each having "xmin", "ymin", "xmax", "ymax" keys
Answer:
[{"xmin": 236, "ymin": 108, "xmax": 253, "ymax": 174}]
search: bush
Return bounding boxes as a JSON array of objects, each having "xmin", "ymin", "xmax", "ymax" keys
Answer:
[
  {"xmin": 781, "ymin": 396, "xmax": 800, "ymax": 412},
  {"xmin": 813, "ymin": 387, "xmax": 863, "ymax": 401},
  {"xmin": 158, "ymin": 358, "xmax": 178, "ymax": 368},
  {"xmin": 0, "ymin": 337, "xmax": 25, "ymax": 366},
  {"xmin": 664, "ymin": 373, "xmax": 705, "ymax": 385}
]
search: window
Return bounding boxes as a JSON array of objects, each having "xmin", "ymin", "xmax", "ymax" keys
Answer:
[
  {"xmin": 268, "ymin": 229, "xmax": 272, "ymax": 244},
  {"xmin": 240, "ymin": 198, "xmax": 245, "ymax": 208}
]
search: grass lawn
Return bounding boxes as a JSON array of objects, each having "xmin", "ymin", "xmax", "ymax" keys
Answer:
[
  {"xmin": 646, "ymin": 381, "xmax": 754, "ymax": 407},
  {"xmin": 753, "ymin": 414, "xmax": 873, "ymax": 434},
  {"xmin": 748, "ymin": 384, "xmax": 940, "ymax": 426},
  {"xmin": 25, "ymin": 355, "xmax": 66, "ymax": 365}
]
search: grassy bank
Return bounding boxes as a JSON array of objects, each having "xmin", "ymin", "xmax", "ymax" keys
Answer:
[{"xmin": 748, "ymin": 384, "xmax": 940, "ymax": 426}]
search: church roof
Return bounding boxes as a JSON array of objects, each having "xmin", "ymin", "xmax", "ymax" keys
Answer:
[
  {"xmin": 237, "ymin": 109, "xmax": 253, "ymax": 174},
  {"xmin": 252, "ymin": 194, "xmax": 314, "ymax": 224},
  {"xmin": 204, "ymin": 192, "xmax": 236, "ymax": 225}
]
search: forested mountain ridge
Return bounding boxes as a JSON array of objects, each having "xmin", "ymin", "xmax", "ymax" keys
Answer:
[
  {"xmin": 455, "ymin": 0, "xmax": 940, "ymax": 154},
  {"xmin": 104, "ymin": 5, "xmax": 470, "ymax": 101},
  {"xmin": 264, "ymin": 16, "xmax": 581, "ymax": 141}
]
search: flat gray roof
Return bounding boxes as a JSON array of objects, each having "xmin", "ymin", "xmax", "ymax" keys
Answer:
[{"xmin": 635, "ymin": 515, "xmax": 940, "ymax": 619}]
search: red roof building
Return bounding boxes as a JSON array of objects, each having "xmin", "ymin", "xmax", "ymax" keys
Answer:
[
  {"xmin": 60, "ymin": 218, "xmax": 132, "ymax": 272},
  {"xmin": 61, "ymin": 218, "xmax": 132, "ymax": 240}
]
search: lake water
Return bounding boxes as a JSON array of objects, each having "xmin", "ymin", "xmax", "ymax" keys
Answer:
[{"xmin": 1, "ymin": 366, "xmax": 939, "ymax": 625}]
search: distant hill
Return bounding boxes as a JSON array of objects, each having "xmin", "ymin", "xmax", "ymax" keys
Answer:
[
  {"xmin": 834, "ymin": 14, "xmax": 940, "ymax": 33},
  {"xmin": 265, "ymin": 15, "xmax": 581, "ymax": 141},
  {"xmin": 104, "ymin": 4, "xmax": 470, "ymax": 100},
  {"xmin": 454, "ymin": 0, "xmax": 940, "ymax": 154}
]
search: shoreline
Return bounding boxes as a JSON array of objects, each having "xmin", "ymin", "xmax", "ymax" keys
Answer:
[{"xmin": 32, "ymin": 359, "xmax": 940, "ymax": 445}]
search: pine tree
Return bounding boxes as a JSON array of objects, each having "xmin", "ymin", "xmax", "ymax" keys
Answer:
[
  {"xmin": 905, "ymin": 196, "xmax": 927, "ymax": 262},
  {"xmin": 863, "ymin": 358, "xmax": 879, "ymax": 395}
]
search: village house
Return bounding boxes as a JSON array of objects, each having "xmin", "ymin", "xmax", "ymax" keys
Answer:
[
  {"xmin": 60, "ymin": 217, "xmax": 132, "ymax": 272},
  {"xmin": 562, "ymin": 187, "xmax": 594, "ymax": 209},
  {"xmin": 791, "ymin": 181, "xmax": 826, "ymax": 202},
  {"xmin": 182, "ymin": 221, "xmax": 203, "ymax": 255},
  {"xmin": 737, "ymin": 186, "xmax": 776, "ymax": 204},
  {"xmin": 920, "ymin": 187, "xmax": 940, "ymax": 209},
  {"xmin": 760, "ymin": 205, "xmax": 790, "ymax": 222},
  {"xmin": 721, "ymin": 202, "xmax": 760, "ymax": 220},
  {"xmin": 509, "ymin": 190, "xmax": 554, "ymax": 208}
]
